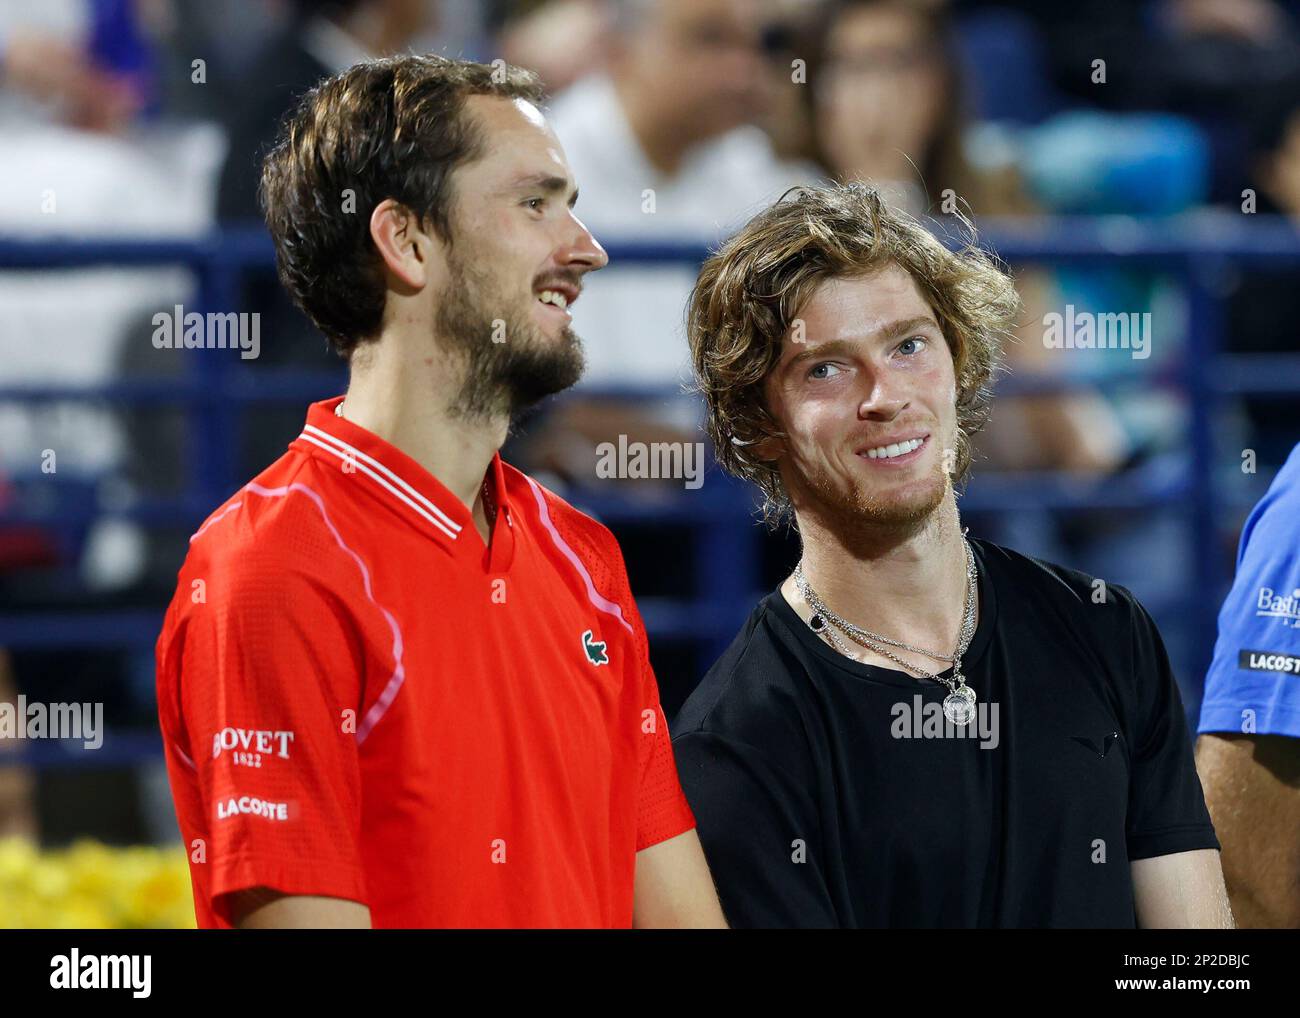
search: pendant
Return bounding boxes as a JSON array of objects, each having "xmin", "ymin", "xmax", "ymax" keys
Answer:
[{"xmin": 943, "ymin": 685, "xmax": 977, "ymax": 726}]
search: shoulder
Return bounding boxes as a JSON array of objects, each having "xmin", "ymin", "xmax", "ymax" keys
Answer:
[
  {"xmin": 1240, "ymin": 442, "xmax": 1300, "ymax": 553},
  {"xmin": 178, "ymin": 453, "xmax": 358, "ymax": 606},
  {"xmin": 977, "ymin": 537, "xmax": 1147, "ymax": 625},
  {"xmin": 507, "ymin": 463, "xmax": 625, "ymax": 564},
  {"xmin": 672, "ymin": 596, "xmax": 811, "ymax": 750},
  {"xmin": 503, "ymin": 464, "xmax": 645, "ymax": 636},
  {"xmin": 976, "ymin": 540, "xmax": 1167, "ymax": 720}
]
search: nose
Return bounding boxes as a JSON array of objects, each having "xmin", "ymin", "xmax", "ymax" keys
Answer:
[
  {"xmin": 562, "ymin": 213, "xmax": 608, "ymax": 273},
  {"xmin": 857, "ymin": 368, "xmax": 908, "ymax": 421}
]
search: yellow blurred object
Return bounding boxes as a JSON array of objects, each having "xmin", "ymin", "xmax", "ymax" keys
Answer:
[{"xmin": 0, "ymin": 837, "xmax": 195, "ymax": 929}]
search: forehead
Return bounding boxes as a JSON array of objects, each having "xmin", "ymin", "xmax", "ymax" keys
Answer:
[
  {"xmin": 795, "ymin": 264, "xmax": 936, "ymax": 342},
  {"xmin": 831, "ymin": 4, "xmax": 925, "ymax": 52},
  {"xmin": 460, "ymin": 94, "xmax": 570, "ymax": 182},
  {"xmin": 658, "ymin": 0, "xmax": 753, "ymax": 30}
]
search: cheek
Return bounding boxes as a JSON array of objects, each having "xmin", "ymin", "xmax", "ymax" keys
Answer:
[
  {"xmin": 919, "ymin": 351, "xmax": 959, "ymax": 411},
  {"xmin": 787, "ymin": 405, "xmax": 847, "ymax": 467}
]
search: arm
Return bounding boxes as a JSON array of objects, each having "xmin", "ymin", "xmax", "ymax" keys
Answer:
[
  {"xmin": 1195, "ymin": 733, "xmax": 1300, "ymax": 927},
  {"xmin": 1132, "ymin": 848, "xmax": 1234, "ymax": 928},
  {"xmin": 1120, "ymin": 593, "xmax": 1226, "ymax": 924},
  {"xmin": 633, "ymin": 829, "xmax": 728, "ymax": 928},
  {"xmin": 162, "ymin": 541, "xmax": 370, "ymax": 927},
  {"xmin": 672, "ymin": 730, "xmax": 839, "ymax": 928},
  {"xmin": 1191, "ymin": 448, "xmax": 1300, "ymax": 927},
  {"xmin": 232, "ymin": 889, "xmax": 371, "ymax": 929}
]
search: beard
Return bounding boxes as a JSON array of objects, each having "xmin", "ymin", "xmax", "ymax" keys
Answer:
[
  {"xmin": 435, "ymin": 250, "xmax": 585, "ymax": 422},
  {"xmin": 791, "ymin": 441, "xmax": 951, "ymax": 536}
]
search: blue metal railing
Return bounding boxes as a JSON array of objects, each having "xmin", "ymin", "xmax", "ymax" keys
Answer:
[{"xmin": 3, "ymin": 213, "xmax": 1300, "ymax": 769}]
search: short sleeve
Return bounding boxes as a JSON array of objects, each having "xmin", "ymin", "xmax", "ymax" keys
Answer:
[
  {"xmin": 672, "ymin": 730, "xmax": 839, "ymax": 928},
  {"xmin": 1124, "ymin": 598, "xmax": 1221, "ymax": 861},
  {"xmin": 1198, "ymin": 476, "xmax": 1300, "ymax": 738},
  {"xmin": 634, "ymin": 653, "xmax": 696, "ymax": 851},
  {"xmin": 166, "ymin": 554, "xmax": 368, "ymax": 921}
]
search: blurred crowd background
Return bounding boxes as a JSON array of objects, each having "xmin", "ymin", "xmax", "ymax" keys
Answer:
[{"xmin": 1, "ymin": 0, "xmax": 1299, "ymax": 925}]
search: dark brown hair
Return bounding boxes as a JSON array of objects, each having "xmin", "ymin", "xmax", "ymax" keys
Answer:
[
  {"xmin": 260, "ymin": 54, "xmax": 544, "ymax": 356},
  {"xmin": 687, "ymin": 183, "xmax": 1021, "ymax": 521}
]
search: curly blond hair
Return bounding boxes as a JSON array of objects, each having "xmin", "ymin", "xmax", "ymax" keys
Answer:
[{"xmin": 686, "ymin": 183, "xmax": 1021, "ymax": 521}]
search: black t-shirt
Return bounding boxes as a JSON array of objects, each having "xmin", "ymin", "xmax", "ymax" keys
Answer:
[{"xmin": 671, "ymin": 538, "xmax": 1219, "ymax": 928}]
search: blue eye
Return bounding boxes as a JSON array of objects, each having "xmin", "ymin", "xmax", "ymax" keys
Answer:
[
  {"xmin": 809, "ymin": 362, "xmax": 842, "ymax": 380},
  {"xmin": 898, "ymin": 336, "xmax": 926, "ymax": 355}
]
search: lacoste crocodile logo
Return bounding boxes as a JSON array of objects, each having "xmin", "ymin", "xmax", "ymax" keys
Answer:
[{"xmin": 582, "ymin": 629, "xmax": 609, "ymax": 666}]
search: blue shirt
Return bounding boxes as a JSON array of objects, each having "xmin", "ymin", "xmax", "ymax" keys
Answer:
[{"xmin": 1199, "ymin": 442, "xmax": 1300, "ymax": 738}]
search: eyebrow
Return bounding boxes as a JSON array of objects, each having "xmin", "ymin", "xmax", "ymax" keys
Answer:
[
  {"xmin": 511, "ymin": 173, "xmax": 579, "ymax": 207},
  {"xmin": 783, "ymin": 315, "xmax": 940, "ymax": 370}
]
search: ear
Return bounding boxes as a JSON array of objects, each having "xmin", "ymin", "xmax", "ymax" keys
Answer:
[
  {"xmin": 747, "ymin": 390, "xmax": 786, "ymax": 464},
  {"xmin": 731, "ymin": 428, "xmax": 783, "ymax": 466},
  {"xmin": 369, "ymin": 198, "xmax": 438, "ymax": 290},
  {"xmin": 750, "ymin": 433, "xmax": 784, "ymax": 464}
]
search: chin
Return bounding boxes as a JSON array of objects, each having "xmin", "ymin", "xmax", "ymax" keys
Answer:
[
  {"xmin": 502, "ymin": 330, "xmax": 585, "ymax": 410},
  {"xmin": 803, "ymin": 467, "xmax": 948, "ymax": 531}
]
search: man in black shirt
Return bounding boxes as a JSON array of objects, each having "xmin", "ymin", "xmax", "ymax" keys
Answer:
[{"xmin": 673, "ymin": 183, "xmax": 1232, "ymax": 928}]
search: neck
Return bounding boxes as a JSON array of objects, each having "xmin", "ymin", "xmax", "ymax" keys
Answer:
[
  {"xmin": 612, "ymin": 74, "xmax": 693, "ymax": 176},
  {"xmin": 785, "ymin": 489, "xmax": 973, "ymax": 663},
  {"xmin": 339, "ymin": 337, "xmax": 506, "ymax": 542}
]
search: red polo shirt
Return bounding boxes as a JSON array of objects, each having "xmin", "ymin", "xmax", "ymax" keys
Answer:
[{"xmin": 155, "ymin": 396, "xmax": 695, "ymax": 928}]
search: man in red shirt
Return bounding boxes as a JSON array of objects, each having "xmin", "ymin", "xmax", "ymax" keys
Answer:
[{"xmin": 155, "ymin": 54, "xmax": 725, "ymax": 929}]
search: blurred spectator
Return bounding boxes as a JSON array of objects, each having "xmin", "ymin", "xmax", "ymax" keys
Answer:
[
  {"xmin": 813, "ymin": 0, "xmax": 1000, "ymax": 214},
  {"xmin": 495, "ymin": 0, "xmax": 612, "ymax": 95},
  {"xmin": 954, "ymin": 0, "xmax": 1300, "ymax": 204},
  {"xmin": 1218, "ymin": 70, "xmax": 1300, "ymax": 471},
  {"xmin": 0, "ymin": 0, "xmax": 153, "ymax": 132},
  {"xmin": 544, "ymin": 0, "xmax": 816, "ymax": 386},
  {"xmin": 0, "ymin": 1, "xmax": 225, "ymax": 854},
  {"xmin": 216, "ymin": 0, "xmax": 434, "ymax": 222},
  {"xmin": 755, "ymin": 0, "xmax": 821, "ymax": 166},
  {"xmin": 0, "ymin": 0, "xmax": 222, "ymax": 590}
]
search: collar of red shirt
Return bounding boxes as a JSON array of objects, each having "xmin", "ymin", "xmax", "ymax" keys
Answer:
[{"xmin": 293, "ymin": 396, "xmax": 515, "ymax": 570}]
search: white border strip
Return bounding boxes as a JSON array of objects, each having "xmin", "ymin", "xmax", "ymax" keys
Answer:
[
  {"xmin": 303, "ymin": 424, "xmax": 462, "ymax": 535},
  {"xmin": 299, "ymin": 431, "xmax": 460, "ymax": 541},
  {"xmin": 190, "ymin": 500, "xmax": 243, "ymax": 544},
  {"xmin": 242, "ymin": 481, "xmax": 407, "ymax": 745},
  {"xmin": 525, "ymin": 477, "xmax": 633, "ymax": 635}
]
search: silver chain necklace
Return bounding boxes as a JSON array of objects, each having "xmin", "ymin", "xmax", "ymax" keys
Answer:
[{"xmin": 794, "ymin": 538, "xmax": 980, "ymax": 726}]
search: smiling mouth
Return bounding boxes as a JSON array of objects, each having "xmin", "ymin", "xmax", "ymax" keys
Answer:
[
  {"xmin": 535, "ymin": 283, "xmax": 579, "ymax": 315},
  {"xmin": 857, "ymin": 434, "xmax": 929, "ymax": 461}
]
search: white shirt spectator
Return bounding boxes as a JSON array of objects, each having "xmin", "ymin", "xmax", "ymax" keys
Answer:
[{"xmin": 547, "ymin": 73, "xmax": 818, "ymax": 389}]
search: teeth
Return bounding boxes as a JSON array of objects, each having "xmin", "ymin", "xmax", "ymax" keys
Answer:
[
  {"xmin": 538, "ymin": 289, "xmax": 568, "ymax": 309},
  {"xmin": 866, "ymin": 437, "xmax": 924, "ymax": 460}
]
